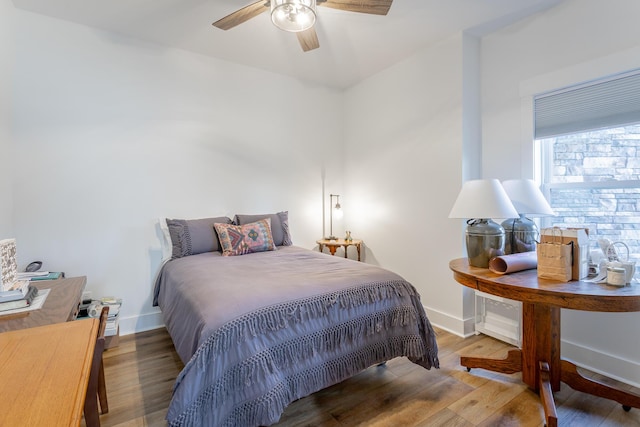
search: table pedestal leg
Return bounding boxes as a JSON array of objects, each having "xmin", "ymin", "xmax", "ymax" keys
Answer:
[
  {"xmin": 539, "ymin": 362, "xmax": 558, "ymax": 427},
  {"xmin": 461, "ymin": 301, "xmax": 640, "ymax": 426},
  {"xmin": 518, "ymin": 303, "xmax": 561, "ymax": 427},
  {"xmin": 521, "ymin": 303, "xmax": 561, "ymax": 392},
  {"xmin": 461, "ymin": 302, "xmax": 561, "ymax": 427},
  {"xmin": 560, "ymin": 359, "xmax": 640, "ymax": 410},
  {"xmin": 460, "ymin": 349, "xmax": 522, "ymax": 373}
]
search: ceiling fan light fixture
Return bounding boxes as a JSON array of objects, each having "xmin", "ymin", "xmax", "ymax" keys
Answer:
[{"xmin": 271, "ymin": 0, "xmax": 317, "ymax": 33}]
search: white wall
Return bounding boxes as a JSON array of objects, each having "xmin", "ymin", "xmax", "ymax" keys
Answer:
[
  {"xmin": 10, "ymin": 9, "xmax": 343, "ymax": 333},
  {"xmin": 6, "ymin": 0, "xmax": 639, "ymax": 389},
  {"xmin": 343, "ymin": 33, "xmax": 477, "ymax": 336},
  {"xmin": 0, "ymin": 0, "xmax": 13, "ymax": 237},
  {"xmin": 482, "ymin": 0, "xmax": 640, "ymax": 387}
]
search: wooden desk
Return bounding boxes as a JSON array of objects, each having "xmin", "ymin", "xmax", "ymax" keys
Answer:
[
  {"xmin": 450, "ymin": 258, "xmax": 640, "ymax": 427},
  {"xmin": 0, "ymin": 319, "xmax": 98, "ymax": 426},
  {"xmin": 317, "ymin": 238, "xmax": 363, "ymax": 261},
  {"xmin": 0, "ymin": 276, "xmax": 86, "ymax": 333}
]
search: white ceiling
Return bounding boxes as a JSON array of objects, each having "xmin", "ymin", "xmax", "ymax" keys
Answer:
[{"xmin": 12, "ymin": 0, "xmax": 564, "ymax": 89}]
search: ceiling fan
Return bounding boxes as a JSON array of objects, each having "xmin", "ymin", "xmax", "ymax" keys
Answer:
[{"xmin": 212, "ymin": 0, "xmax": 393, "ymax": 52}]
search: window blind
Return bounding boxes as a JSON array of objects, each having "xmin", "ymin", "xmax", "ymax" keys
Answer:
[{"xmin": 534, "ymin": 70, "xmax": 640, "ymax": 139}]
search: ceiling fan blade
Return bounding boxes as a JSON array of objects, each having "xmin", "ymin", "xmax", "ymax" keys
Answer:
[
  {"xmin": 212, "ymin": 1, "xmax": 270, "ymax": 30},
  {"xmin": 297, "ymin": 28, "xmax": 320, "ymax": 52},
  {"xmin": 318, "ymin": 0, "xmax": 393, "ymax": 15}
]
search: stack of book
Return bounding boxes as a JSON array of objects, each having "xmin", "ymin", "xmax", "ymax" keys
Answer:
[
  {"xmin": 100, "ymin": 297, "xmax": 122, "ymax": 337},
  {"xmin": 16, "ymin": 271, "xmax": 64, "ymax": 281},
  {"xmin": 0, "ymin": 280, "xmax": 39, "ymax": 312}
]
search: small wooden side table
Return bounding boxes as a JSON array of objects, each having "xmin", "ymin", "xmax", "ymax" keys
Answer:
[{"xmin": 317, "ymin": 238, "xmax": 363, "ymax": 261}]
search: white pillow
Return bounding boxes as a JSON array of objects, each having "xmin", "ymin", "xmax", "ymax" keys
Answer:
[{"xmin": 158, "ymin": 217, "xmax": 172, "ymax": 262}]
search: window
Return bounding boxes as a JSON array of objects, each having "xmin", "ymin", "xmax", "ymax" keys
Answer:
[{"xmin": 534, "ymin": 70, "xmax": 640, "ymax": 266}]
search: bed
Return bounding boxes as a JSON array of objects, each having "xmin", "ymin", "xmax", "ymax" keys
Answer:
[{"xmin": 153, "ymin": 213, "xmax": 439, "ymax": 427}]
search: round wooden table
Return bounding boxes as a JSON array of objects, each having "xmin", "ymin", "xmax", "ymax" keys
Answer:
[{"xmin": 450, "ymin": 258, "xmax": 640, "ymax": 427}]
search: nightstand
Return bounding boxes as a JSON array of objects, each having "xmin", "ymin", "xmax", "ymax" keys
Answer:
[{"xmin": 316, "ymin": 238, "xmax": 363, "ymax": 261}]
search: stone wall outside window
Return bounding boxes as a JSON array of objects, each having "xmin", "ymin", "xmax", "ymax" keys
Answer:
[{"xmin": 541, "ymin": 124, "xmax": 640, "ymax": 265}]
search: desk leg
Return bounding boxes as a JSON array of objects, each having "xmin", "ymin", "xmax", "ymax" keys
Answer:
[
  {"xmin": 356, "ymin": 243, "xmax": 361, "ymax": 262},
  {"xmin": 560, "ymin": 359, "xmax": 640, "ymax": 411}
]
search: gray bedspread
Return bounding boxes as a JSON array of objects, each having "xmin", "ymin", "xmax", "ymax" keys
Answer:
[{"xmin": 153, "ymin": 246, "xmax": 439, "ymax": 427}]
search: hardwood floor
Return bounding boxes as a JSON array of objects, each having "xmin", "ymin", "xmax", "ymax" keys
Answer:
[{"xmin": 95, "ymin": 327, "xmax": 640, "ymax": 427}]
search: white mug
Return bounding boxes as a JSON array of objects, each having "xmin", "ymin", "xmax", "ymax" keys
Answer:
[
  {"xmin": 610, "ymin": 261, "xmax": 636, "ymax": 284},
  {"xmin": 621, "ymin": 261, "xmax": 636, "ymax": 284}
]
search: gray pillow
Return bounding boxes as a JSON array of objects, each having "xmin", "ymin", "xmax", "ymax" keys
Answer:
[
  {"xmin": 233, "ymin": 211, "xmax": 292, "ymax": 247},
  {"xmin": 166, "ymin": 216, "xmax": 233, "ymax": 259}
]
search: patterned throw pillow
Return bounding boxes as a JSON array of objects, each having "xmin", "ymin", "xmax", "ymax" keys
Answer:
[
  {"xmin": 214, "ymin": 219, "xmax": 276, "ymax": 256},
  {"xmin": 233, "ymin": 211, "xmax": 292, "ymax": 246}
]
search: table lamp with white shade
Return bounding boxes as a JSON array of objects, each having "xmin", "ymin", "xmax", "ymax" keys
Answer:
[
  {"xmin": 449, "ymin": 179, "xmax": 519, "ymax": 268},
  {"xmin": 501, "ymin": 179, "xmax": 555, "ymax": 254}
]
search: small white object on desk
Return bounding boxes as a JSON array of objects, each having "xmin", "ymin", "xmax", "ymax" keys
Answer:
[
  {"xmin": 606, "ymin": 266, "xmax": 627, "ymax": 287},
  {"xmin": 0, "ymin": 239, "xmax": 18, "ymax": 291}
]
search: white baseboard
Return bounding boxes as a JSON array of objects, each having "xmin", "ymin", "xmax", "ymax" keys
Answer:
[
  {"xmin": 118, "ymin": 310, "xmax": 164, "ymax": 336},
  {"xmin": 562, "ymin": 339, "xmax": 640, "ymax": 389},
  {"xmin": 424, "ymin": 306, "xmax": 475, "ymax": 338}
]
